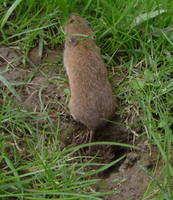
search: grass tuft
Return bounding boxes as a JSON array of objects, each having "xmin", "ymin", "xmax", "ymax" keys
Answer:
[{"xmin": 0, "ymin": 0, "xmax": 173, "ymax": 199}]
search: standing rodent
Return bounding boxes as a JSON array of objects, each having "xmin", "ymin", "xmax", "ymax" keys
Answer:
[{"xmin": 64, "ymin": 15, "xmax": 114, "ymax": 131}]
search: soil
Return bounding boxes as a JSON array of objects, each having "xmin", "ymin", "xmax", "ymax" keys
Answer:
[
  {"xmin": 97, "ymin": 143, "xmax": 158, "ymax": 200},
  {"xmin": 0, "ymin": 46, "xmax": 157, "ymax": 200}
]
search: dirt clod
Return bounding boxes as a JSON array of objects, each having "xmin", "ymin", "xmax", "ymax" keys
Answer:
[
  {"xmin": 119, "ymin": 152, "xmax": 139, "ymax": 172},
  {"xmin": 29, "ymin": 47, "xmax": 42, "ymax": 64}
]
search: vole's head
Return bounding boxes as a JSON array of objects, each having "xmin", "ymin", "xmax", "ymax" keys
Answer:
[{"xmin": 64, "ymin": 15, "xmax": 93, "ymax": 38}]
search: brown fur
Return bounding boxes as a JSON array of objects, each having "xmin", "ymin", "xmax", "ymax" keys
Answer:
[{"xmin": 64, "ymin": 15, "xmax": 114, "ymax": 130}]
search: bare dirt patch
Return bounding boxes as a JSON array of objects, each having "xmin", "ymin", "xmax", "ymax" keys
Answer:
[{"xmin": 96, "ymin": 143, "xmax": 157, "ymax": 200}]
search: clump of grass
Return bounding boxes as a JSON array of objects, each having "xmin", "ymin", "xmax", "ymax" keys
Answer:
[
  {"xmin": 0, "ymin": 0, "xmax": 173, "ymax": 199},
  {"xmin": 117, "ymin": 30, "xmax": 173, "ymax": 199},
  {"xmin": 0, "ymin": 94, "xmax": 109, "ymax": 199},
  {"xmin": 0, "ymin": 92, "xmax": 135, "ymax": 199}
]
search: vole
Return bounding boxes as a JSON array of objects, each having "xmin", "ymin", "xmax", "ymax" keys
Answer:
[{"xmin": 63, "ymin": 15, "xmax": 114, "ymax": 136}]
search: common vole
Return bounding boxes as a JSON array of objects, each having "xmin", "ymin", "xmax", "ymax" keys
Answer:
[{"xmin": 64, "ymin": 15, "xmax": 114, "ymax": 132}]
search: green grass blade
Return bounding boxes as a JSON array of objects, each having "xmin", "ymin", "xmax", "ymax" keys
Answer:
[
  {"xmin": 0, "ymin": 74, "xmax": 21, "ymax": 101},
  {"xmin": 131, "ymin": 9, "xmax": 167, "ymax": 27},
  {"xmin": 1, "ymin": 0, "xmax": 23, "ymax": 29}
]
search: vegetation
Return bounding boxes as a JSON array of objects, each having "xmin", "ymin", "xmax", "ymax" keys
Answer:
[{"xmin": 0, "ymin": 0, "xmax": 173, "ymax": 199}]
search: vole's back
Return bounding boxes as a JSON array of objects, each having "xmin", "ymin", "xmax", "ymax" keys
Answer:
[{"xmin": 64, "ymin": 15, "xmax": 114, "ymax": 130}]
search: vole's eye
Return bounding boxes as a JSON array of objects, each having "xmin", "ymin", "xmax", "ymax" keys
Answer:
[{"xmin": 69, "ymin": 19, "xmax": 75, "ymax": 23}]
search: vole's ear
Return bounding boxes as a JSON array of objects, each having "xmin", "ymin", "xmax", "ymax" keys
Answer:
[{"xmin": 69, "ymin": 36, "xmax": 79, "ymax": 46}]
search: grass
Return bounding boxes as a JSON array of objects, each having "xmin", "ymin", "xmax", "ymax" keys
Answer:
[{"xmin": 0, "ymin": 0, "xmax": 173, "ymax": 199}]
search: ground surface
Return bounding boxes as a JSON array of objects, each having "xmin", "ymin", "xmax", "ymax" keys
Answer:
[
  {"xmin": 0, "ymin": 46, "xmax": 159, "ymax": 200},
  {"xmin": 1, "ymin": 1, "xmax": 173, "ymax": 199}
]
